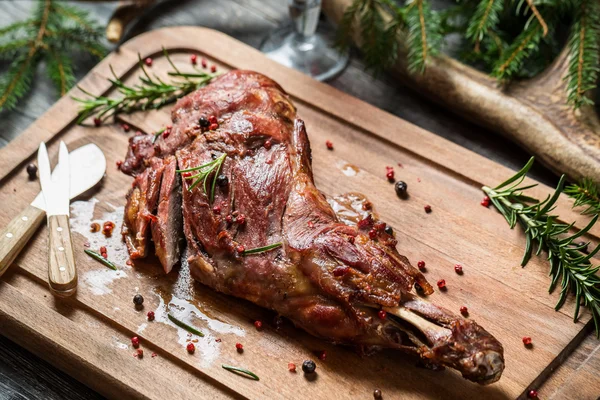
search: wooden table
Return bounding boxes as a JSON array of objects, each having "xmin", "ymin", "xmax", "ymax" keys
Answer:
[{"xmin": 0, "ymin": 1, "xmax": 597, "ymax": 399}]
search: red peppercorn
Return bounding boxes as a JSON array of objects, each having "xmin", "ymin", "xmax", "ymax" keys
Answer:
[
  {"xmin": 237, "ymin": 245, "xmax": 245, "ymax": 253},
  {"xmin": 211, "ymin": 65, "xmax": 217, "ymax": 72},
  {"xmin": 254, "ymin": 320, "xmax": 263, "ymax": 330},
  {"xmin": 318, "ymin": 350, "xmax": 327, "ymax": 361},
  {"xmin": 190, "ymin": 54, "xmax": 197, "ymax": 64},
  {"xmin": 226, "ymin": 215, "xmax": 233, "ymax": 223},
  {"xmin": 325, "ymin": 140, "xmax": 334, "ymax": 150},
  {"xmin": 288, "ymin": 362, "xmax": 297, "ymax": 372},
  {"xmin": 147, "ymin": 311, "xmax": 155, "ymax": 321},
  {"xmin": 163, "ymin": 129, "xmax": 171, "ymax": 139},
  {"xmin": 264, "ymin": 140, "xmax": 272, "ymax": 149},
  {"xmin": 378, "ymin": 310, "xmax": 387, "ymax": 320},
  {"xmin": 386, "ymin": 168, "xmax": 394, "ymax": 181},
  {"xmin": 99, "ymin": 246, "xmax": 107, "ymax": 254},
  {"xmin": 460, "ymin": 306, "xmax": 468, "ymax": 316},
  {"xmin": 481, "ymin": 198, "xmax": 490, "ymax": 207},
  {"xmin": 208, "ymin": 115, "xmax": 217, "ymax": 124},
  {"xmin": 144, "ymin": 57, "xmax": 153, "ymax": 66},
  {"xmin": 93, "ymin": 117, "xmax": 101, "ymax": 127},
  {"xmin": 454, "ymin": 264, "xmax": 463, "ymax": 274},
  {"xmin": 131, "ymin": 336, "xmax": 140, "ymax": 348},
  {"xmin": 213, "ymin": 205, "xmax": 221, "ymax": 214},
  {"xmin": 437, "ymin": 279, "xmax": 446, "ymax": 289},
  {"xmin": 417, "ymin": 260, "xmax": 426, "ymax": 270},
  {"xmin": 116, "ymin": 160, "xmax": 123, "ymax": 169},
  {"xmin": 137, "ymin": 348, "xmax": 144, "ymax": 358},
  {"xmin": 182, "ymin": 171, "xmax": 192, "ymax": 178},
  {"xmin": 424, "ymin": 205, "xmax": 432, "ymax": 213},
  {"xmin": 201, "ymin": 58, "xmax": 207, "ymax": 68},
  {"xmin": 236, "ymin": 214, "xmax": 246, "ymax": 225},
  {"xmin": 523, "ymin": 336, "xmax": 532, "ymax": 346},
  {"xmin": 122, "ymin": 123, "xmax": 130, "ymax": 132},
  {"xmin": 209, "ymin": 123, "xmax": 219, "ymax": 131},
  {"xmin": 527, "ymin": 389, "xmax": 538, "ymax": 398},
  {"xmin": 187, "ymin": 342, "xmax": 195, "ymax": 354},
  {"xmin": 368, "ymin": 229, "xmax": 378, "ymax": 240},
  {"xmin": 235, "ymin": 342, "xmax": 243, "ymax": 352}
]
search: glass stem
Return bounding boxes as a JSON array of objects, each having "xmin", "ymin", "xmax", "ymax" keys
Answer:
[{"xmin": 289, "ymin": 0, "xmax": 321, "ymax": 42}]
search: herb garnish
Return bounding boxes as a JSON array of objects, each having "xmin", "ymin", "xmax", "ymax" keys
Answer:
[
  {"xmin": 84, "ymin": 249, "xmax": 117, "ymax": 270},
  {"xmin": 222, "ymin": 364, "xmax": 260, "ymax": 381},
  {"xmin": 177, "ymin": 153, "xmax": 226, "ymax": 202},
  {"xmin": 243, "ymin": 242, "xmax": 282, "ymax": 255},
  {"xmin": 167, "ymin": 313, "xmax": 204, "ymax": 337},
  {"xmin": 73, "ymin": 49, "xmax": 218, "ymax": 125},
  {"xmin": 152, "ymin": 127, "xmax": 166, "ymax": 144},
  {"xmin": 483, "ymin": 157, "xmax": 600, "ymax": 336}
]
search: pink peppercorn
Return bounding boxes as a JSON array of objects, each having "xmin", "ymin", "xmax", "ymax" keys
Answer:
[
  {"xmin": 144, "ymin": 57, "xmax": 152, "ymax": 67},
  {"xmin": 235, "ymin": 343, "xmax": 243, "ymax": 352},
  {"xmin": 437, "ymin": 279, "xmax": 446, "ymax": 289},
  {"xmin": 190, "ymin": 54, "xmax": 197, "ymax": 64}
]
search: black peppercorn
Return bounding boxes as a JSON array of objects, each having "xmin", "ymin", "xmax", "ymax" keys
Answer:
[
  {"xmin": 216, "ymin": 174, "xmax": 228, "ymax": 187},
  {"xmin": 302, "ymin": 360, "xmax": 316, "ymax": 374},
  {"xmin": 384, "ymin": 226, "xmax": 393, "ymax": 236},
  {"xmin": 26, "ymin": 163, "xmax": 37, "ymax": 180},
  {"xmin": 133, "ymin": 294, "xmax": 144, "ymax": 306},
  {"xmin": 394, "ymin": 181, "xmax": 407, "ymax": 197},
  {"xmin": 373, "ymin": 389, "xmax": 383, "ymax": 399},
  {"xmin": 199, "ymin": 117, "xmax": 209, "ymax": 128}
]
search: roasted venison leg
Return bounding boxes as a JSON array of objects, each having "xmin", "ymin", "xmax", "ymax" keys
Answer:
[{"xmin": 121, "ymin": 70, "xmax": 504, "ymax": 384}]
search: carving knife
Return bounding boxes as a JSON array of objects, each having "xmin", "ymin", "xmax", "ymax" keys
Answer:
[{"xmin": 0, "ymin": 143, "xmax": 106, "ymax": 280}]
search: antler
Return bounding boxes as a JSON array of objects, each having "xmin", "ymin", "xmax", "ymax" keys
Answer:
[{"xmin": 322, "ymin": 0, "xmax": 600, "ymax": 182}]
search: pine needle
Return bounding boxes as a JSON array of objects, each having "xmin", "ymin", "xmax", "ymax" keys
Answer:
[
  {"xmin": 565, "ymin": 0, "xmax": 600, "ymax": 108},
  {"xmin": 492, "ymin": 19, "xmax": 545, "ymax": 80},
  {"xmin": 0, "ymin": 0, "xmax": 105, "ymax": 111},
  {"xmin": 404, "ymin": 0, "xmax": 442, "ymax": 73},
  {"xmin": 524, "ymin": 0, "xmax": 548, "ymax": 37},
  {"xmin": 466, "ymin": 0, "xmax": 503, "ymax": 50}
]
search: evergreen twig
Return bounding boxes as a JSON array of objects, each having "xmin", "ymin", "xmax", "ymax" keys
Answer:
[
  {"xmin": 565, "ymin": 178, "xmax": 600, "ymax": 216},
  {"xmin": 0, "ymin": 0, "xmax": 105, "ymax": 111}
]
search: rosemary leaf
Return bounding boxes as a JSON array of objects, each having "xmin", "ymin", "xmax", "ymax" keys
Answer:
[
  {"xmin": 243, "ymin": 242, "xmax": 282, "ymax": 255},
  {"xmin": 167, "ymin": 314, "xmax": 204, "ymax": 337},
  {"xmin": 222, "ymin": 364, "xmax": 260, "ymax": 381},
  {"xmin": 84, "ymin": 249, "xmax": 118, "ymax": 270}
]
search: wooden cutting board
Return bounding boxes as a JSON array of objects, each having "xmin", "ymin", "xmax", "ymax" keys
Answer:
[{"xmin": 0, "ymin": 27, "xmax": 597, "ymax": 400}]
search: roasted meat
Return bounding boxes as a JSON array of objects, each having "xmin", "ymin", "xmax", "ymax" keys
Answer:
[{"xmin": 120, "ymin": 70, "xmax": 505, "ymax": 384}]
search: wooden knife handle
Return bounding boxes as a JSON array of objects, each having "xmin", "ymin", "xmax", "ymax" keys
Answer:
[
  {"xmin": 47, "ymin": 215, "xmax": 77, "ymax": 297},
  {"xmin": 0, "ymin": 204, "xmax": 46, "ymax": 278}
]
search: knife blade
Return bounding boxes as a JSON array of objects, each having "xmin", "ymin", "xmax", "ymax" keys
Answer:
[
  {"xmin": 0, "ymin": 144, "xmax": 106, "ymax": 279},
  {"xmin": 39, "ymin": 141, "xmax": 78, "ymax": 296}
]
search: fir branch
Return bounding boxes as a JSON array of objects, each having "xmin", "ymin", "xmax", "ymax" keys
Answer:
[
  {"xmin": 523, "ymin": 0, "xmax": 548, "ymax": 37},
  {"xmin": 46, "ymin": 47, "xmax": 74, "ymax": 95},
  {"xmin": 466, "ymin": 0, "xmax": 503, "ymax": 51},
  {"xmin": 0, "ymin": 0, "xmax": 105, "ymax": 111},
  {"xmin": 565, "ymin": 0, "xmax": 600, "ymax": 108},
  {"xmin": 564, "ymin": 178, "xmax": 600, "ymax": 215},
  {"xmin": 483, "ymin": 157, "xmax": 600, "ymax": 337},
  {"xmin": 492, "ymin": 18, "xmax": 545, "ymax": 80},
  {"xmin": 404, "ymin": 0, "xmax": 443, "ymax": 73}
]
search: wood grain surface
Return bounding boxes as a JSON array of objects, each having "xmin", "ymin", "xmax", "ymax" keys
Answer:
[{"xmin": 0, "ymin": 25, "xmax": 599, "ymax": 399}]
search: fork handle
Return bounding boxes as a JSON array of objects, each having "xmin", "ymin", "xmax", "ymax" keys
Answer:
[
  {"xmin": 47, "ymin": 215, "xmax": 77, "ymax": 297},
  {"xmin": 0, "ymin": 204, "xmax": 46, "ymax": 278}
]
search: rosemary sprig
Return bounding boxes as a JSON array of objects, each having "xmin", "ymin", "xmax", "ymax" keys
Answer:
[
  {"xmin": 72, "ymin": 49, "xmax": 218, "ymax": 125},
  {"xmin": 243, "ymin": 242, "xmax": 282, "ymax": 255},
  {"xmin": 177, "ymin": 154, "xmax": 226, "ymax": 202},
  {"xmin": 564, "ymin": 178, "xmax": 600, "ymax": 216},
  {"xmin": 167, "ymin": 313, "xmax": 204, "ymax": 337},
  {"xmin": 84, "ymin": 249, "xmax": 117, "ymax": 271},
  {"xmin": 483, "ymin": 157, "xmax": 600, "ymax": 336},
  {"xmin": 221, "ymin": 364, "xmax": 260, "ymax": 381}
]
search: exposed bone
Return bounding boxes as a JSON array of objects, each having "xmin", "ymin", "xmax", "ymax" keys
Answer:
[{"xmin": 383, "ymin": 305, "xmax": 451, "ymax": 343}]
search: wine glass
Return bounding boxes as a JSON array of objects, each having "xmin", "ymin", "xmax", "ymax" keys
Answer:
[{"xmin": 260, "ymin": 0, "xmax": 349, "ymax": 81}]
